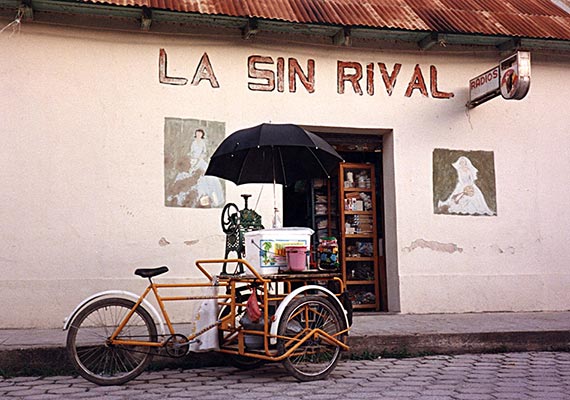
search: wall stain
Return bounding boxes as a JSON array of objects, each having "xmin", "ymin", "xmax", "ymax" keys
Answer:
[
  {"xmin": 184, "ymin": 240, "xmax": 199, "ymax": 246},
  {"xmin": 120, "ymin": 204, "xmax": 135, "ymax": 217},
  {"xmin": 158, "ymin": 237, "xmax": 171, "ymax": 247},
  {"xmin": 403, "ymin": 239, "xmax": 463, "ymax": 254},
  {"xmin": 490, "ymin": 244, "xmax": 515, "ymax": 254}
]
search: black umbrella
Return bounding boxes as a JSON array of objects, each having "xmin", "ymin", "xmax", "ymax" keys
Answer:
[{"xmin": 205, "ymin": 123, "xmax": 343, "ymax": 186}]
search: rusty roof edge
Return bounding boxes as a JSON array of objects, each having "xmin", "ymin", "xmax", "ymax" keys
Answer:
[
  {"xmin": 552, "ymin": 0, "xmax": 570, "ymax": 14},
  {"xmin": 2, "ymin": 0, "xmax": 570, "ymax": 51},
  {"xmin": 81, "ymin": 0, "xmax": 570, "ymax": 34}
]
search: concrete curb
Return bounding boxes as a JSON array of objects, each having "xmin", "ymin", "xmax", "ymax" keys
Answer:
[
  {"xmin": 2, "ymin": 330, "xmax": 569, "ymax": 377},
  {"xmin": 346, "ymin": 330, "xmax": 570, "ymax": 356}
]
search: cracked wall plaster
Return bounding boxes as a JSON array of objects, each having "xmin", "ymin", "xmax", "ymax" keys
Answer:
[
  {"xmin": 158, "ymin": 237, "xmax": 171, "ymax": 247},
  {"xmin": 403, "ymin": 239, "xmax": 463, "ymax": 254}
]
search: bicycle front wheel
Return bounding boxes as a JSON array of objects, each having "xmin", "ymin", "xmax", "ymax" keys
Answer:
[
  {"xmin": 277, "ymin": 295, "xmax": 346, "ymax": 381},
  {"xmin": 66, "ymin": 297, "xmax": 157, "ymax": 385}
]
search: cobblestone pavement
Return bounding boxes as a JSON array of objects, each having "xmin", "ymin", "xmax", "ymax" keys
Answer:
[{"xmin": 1, "ymin": 352, "xmax": 569, "ymax": 400}]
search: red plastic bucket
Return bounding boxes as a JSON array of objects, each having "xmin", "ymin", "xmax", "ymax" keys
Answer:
[{"xmin": 285, "ymin": 245, "xmax": 307, "ymax": 272}]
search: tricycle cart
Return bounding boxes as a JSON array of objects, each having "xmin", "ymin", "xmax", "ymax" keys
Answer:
[
  {"xmin": 64, "ymin": 258, "xmax": 351, "ymax": 385},
  {"xmin": 64, "ymin": 123, "xmax": 348, "ymax": 385}
]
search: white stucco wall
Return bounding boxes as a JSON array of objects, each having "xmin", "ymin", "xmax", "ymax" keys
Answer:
[
  {"xmin": 393, "ymin": 54, "xmax": 570, "ymax": 313},
  {"xmin": 1, "ymin": 22, "xmax": 569, "ymax": 328}
]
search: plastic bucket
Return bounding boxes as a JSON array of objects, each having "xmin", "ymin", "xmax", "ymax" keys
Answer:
[
  {"xmin": 240, "ymin": 314, "xmax": 264, "ymax": 349},
  {"xmin": 286, "ymin": 245, "xmax": 307, "ymax": 272}
]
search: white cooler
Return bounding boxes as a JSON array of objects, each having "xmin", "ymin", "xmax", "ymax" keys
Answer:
[{"xmin": 244, "ymin": 227, "xmax": 314, "ymax": 275}]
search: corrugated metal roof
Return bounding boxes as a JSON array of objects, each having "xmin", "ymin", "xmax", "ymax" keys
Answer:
[{"xmin": 77, "ymin": 0, "xmax": 570, "ymax": 40}]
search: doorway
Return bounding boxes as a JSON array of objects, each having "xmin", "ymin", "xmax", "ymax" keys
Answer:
[{"xmin": 283, "ymin": 130, "xmax": 388, "ymax": 311}]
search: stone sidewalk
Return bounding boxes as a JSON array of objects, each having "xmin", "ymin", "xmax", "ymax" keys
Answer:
[
  {"xmin": 2, "ymin": 352, "xmax": 570, "ymax": 399},
  {"xmin": 1, "ymin": 311, "xmax": 569, "ymax": 376}
]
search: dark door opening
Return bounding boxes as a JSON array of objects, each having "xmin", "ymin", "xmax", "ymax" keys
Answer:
[{"xmin": 283, "ymin": 132, "xmax": 387, "ymax": 311}]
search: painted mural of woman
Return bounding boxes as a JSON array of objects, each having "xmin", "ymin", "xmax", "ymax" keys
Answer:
[
  {"xmin": 191, "ymin": 129, "xmax": 224, "ymax": 208},
  {"xmin": 168, "ymin": 128, "xmax": 224, "ymax": 208},
  {"xmin": 438, "ymin": 156, "xmax": 494, "ymax": 216},
  {"xmin": 189, "ymin": 128, "xmax": 208, "ymax": 173}
]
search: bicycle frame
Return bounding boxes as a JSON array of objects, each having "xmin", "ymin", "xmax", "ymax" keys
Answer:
[
  {"xmin": 106, "ymin": 263, "xmax": 231, "ymax": 349},
  {"xmin": 105, "ymin": 258, "xmax": 349, "ymax": 360},
  {"xmin": 65, "ymin": 257, "xmax": 352, "ymax": 386}
]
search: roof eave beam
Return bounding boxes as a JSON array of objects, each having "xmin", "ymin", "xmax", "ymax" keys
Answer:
[
  {"xmin": 140, "ymin": 6, "xmax": 152, "ymax": 31},
  {"xmin": 497, "ymin": 38, "xmax": 521, "ymax": 52},
  {"xmin": 419, "ymin": 32, "xmax": 445, "ymax": 50},
  {"xmin": 19, "ymin": 0, "xmax": 33, "ymax": 20},
  {"xmin": 242, "ymin": 18, "xmax": 258, "ymax": 40},
  {"xmin": 333, "ymin": 27, "xmax": 351, "ymax": 46}
]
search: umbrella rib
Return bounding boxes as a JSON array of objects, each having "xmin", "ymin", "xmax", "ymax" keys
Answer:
[
  {"xmin": 307, "ymin": 147, "xmax": 331, "ymax": 178},
  {"xmin": 236, "ymin": 148, "xmax": 252, "ymax": 184}
]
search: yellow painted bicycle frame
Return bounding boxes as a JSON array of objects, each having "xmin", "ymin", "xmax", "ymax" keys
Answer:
[{"xmin": 107, "ymin": 258, "xmax": 349, "ymax": 361}]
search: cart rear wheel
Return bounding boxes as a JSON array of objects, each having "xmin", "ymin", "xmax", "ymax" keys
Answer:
[
  {"xmin": 66, "ymin": 298, "xmax": 157, "ymax": 386},
  {"xmin": 277, "ymin": 295, "xmax": 346, "ymax": 381}
]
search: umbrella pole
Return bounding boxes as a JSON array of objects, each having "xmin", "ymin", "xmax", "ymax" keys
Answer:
[
  {"xmin": 272, "ymin": 147, "xmax": 281, "ymax": 228},
  {"xmin": 272, "ymin": 181, "xmax": 278, "ymax": 228},
  {"xmin": 272, "ymin": 170, "xmax": 281, "ymax": 228}
]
